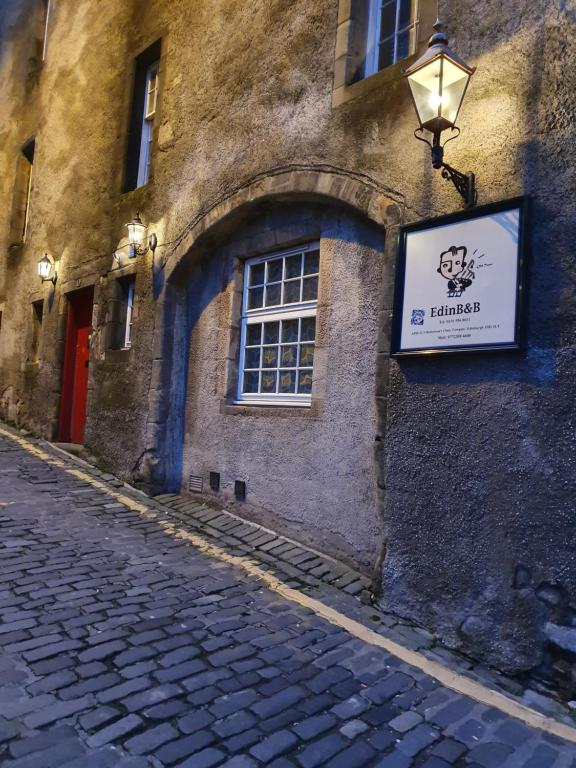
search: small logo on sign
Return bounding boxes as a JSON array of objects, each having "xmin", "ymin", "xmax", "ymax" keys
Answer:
[{"xmin": 411, "ymin": 309, "xmax": 425, "ymax": 326}]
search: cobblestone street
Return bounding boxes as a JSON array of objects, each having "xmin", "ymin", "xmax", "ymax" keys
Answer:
[{"xmin": 0, "ymin": 427, "xmax": 575, "ymax": 768}]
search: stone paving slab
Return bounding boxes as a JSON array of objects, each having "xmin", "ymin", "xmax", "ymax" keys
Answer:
[{"xmin": 0, "ymin": 426, "xmax": 574, "ymax": 767}]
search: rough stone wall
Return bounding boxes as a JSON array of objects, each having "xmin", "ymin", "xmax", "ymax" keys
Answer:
[{"xmin": 0, "ymin": 0, "xmax": 575, "ymax": 689}]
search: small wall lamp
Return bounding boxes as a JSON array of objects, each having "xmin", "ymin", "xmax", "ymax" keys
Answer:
[
  {"xmin": 405, "ymin": 20, "xmax": 477, "ymax": 207},
  {"xmin": 37, "ymin": 253, "xmax": 57, "ymax": 285},
  {"xmin": 126, "ymin": 212, "xmax": 158, "ymax": 258}
]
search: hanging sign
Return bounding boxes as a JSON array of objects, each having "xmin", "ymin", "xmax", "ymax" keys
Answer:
[{"xmin": 391, "ymin": 198, "xmax": 527, "ymax": 356}]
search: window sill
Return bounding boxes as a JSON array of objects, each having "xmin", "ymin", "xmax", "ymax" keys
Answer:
[
  {"xmin": 104, "ymin": 348, "xmax": 133, "ymax": 363},
  {"xmin": 332, "ymin": 53, "xmax": 418, "ymax": 108},
  {"xmin": 221, "ymin": 399, "xmax": 322, "ymax": 419}
]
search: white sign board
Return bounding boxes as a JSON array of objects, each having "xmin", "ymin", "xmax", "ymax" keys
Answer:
[{"xmin": 391, "ymin": 199, "xmax": 526, "ymax": 356}]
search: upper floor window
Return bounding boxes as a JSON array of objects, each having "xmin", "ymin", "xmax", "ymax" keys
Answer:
[
  {"xmin": 108, "ymin": 275, "xmax": 136, "ymax": 350},
  {"xmin": 9, "ymin": 138, "xmax": 35, "ymax": 248},
  {"xmin": 124, "ymin": 40, "xmax": 161, "ymax": 192},
  {"xmin": 237, "ymin": 244, "xmax": 319, "ymax": 406},
  {"xmin": 41, "ymin": 0, "xmax": 52, "ymax": 60},
  {"xmin": 365, "ymin": 0, "xmax": 415, "ymax": 76}
]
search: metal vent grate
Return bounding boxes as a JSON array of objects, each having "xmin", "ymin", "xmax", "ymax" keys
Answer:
[
  {"xmin": 234, "ymin": 480, "xmax": 246, "ymax": 502},
  {"xmin": 209, "ymin": 472, "xmax": 220, "ymax": 492},
  {"xmin": 188, "ymin": 475, "xmax": 203, "ymax": 493}
]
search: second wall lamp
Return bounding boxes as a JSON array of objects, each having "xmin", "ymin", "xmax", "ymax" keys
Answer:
[{"xmin": 404, "ymin": 20, "xmax": 477, "ymax": 207}]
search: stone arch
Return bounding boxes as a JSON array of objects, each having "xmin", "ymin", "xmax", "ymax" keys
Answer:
[
  {"xmin": 161, "ymin": 165, "xmax": 403, "ymax": 283},
  {"xmin": 138, "ymin": 165, "xmax": 399, "ymax": 494}
]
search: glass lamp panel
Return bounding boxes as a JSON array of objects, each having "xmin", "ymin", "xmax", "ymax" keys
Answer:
[
  {"xmin": 440, "ymin": 57, "xmax": 471, "ymax": 125},
  {"xmin": 407, "ymin": 56, "xmax": 442, "ymax": 128},
  {"xmin": 38, "ymin": 257, "xmax": 52, "ymax": 278}
]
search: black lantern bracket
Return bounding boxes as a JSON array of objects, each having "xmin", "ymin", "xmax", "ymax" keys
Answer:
[{"xmin": 415, "ymin": 127, "xmax": 477, "ymax": 209}]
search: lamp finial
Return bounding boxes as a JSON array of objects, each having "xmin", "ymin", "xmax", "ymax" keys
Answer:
[{"xmin": 429, "ymin": 18, "xmax": 448, "ymax": 47}]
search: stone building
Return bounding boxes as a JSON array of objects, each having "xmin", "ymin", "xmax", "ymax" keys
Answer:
[{"xmin": 0, "ymin": 0, "xmax": 575, "ymax": 693}]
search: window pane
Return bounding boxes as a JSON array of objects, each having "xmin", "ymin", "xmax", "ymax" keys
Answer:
[
  {"xmin": 279, "ymin": 370, "xmax": 296, "ymax": 393},
  {"xmin": 301, "ymin": 317, "xmax": 316, "ymax": 342},
  {"xmin": 378, "ymin": 37, "xmax": 394, "ymax": 70},
  {"xmin": 266, "ymin": 259, "xmax": 283, "ymax": 283},
  {"xmin": 298, "ymin": 371, "xmax": 313, "ymax": 394},
  {"xmin": 396, "ymin": 28, "xmax": 410, "ymax": 60},
  {"xmin": 245, "ymin": 347, "xmax": 261, "ymax": 368},
  {"xmin": 262, "ymin": 347, "xmax": 278, "ymax": 368},
  {"xmin": 285, "ymin": 254, "xmax": 302, "ymax": 279},
  {"xmin": 280, "ymin": 345, "xmax": 298, "ymax": 367},
  {"xmin": 243, "ymin": 371, "xmax": 259, "ymax": 393},
  {"xmin": 246, "ymin": 323, "xmax": 262, "ymax": 345},
  {"xmin": 248, "ymin": 287, "xmax": 263, "ymax": 309},
  {"xmin": 263, "ymin": 321, "xmax": 279, "ymax": 344},
  {"xmin": 284, "ymin": 279, "xmax": 301, "ymax": 304},
  {"xmin": 265, "ymin": 283, "xmax": 281, "ymax": 306},
  {"xmin": 249, "ymin": 263, "xmax": 265, "ymax": 286},
  {"xmin": 302, "ymin": 276, "xmax": 318, "ymax": 301},
  {"xmin": 299, "ymin": 343, "xmax": 315, "ymax": 367},
  {"xmin": 261, "ymin": 371, "xmax": 277, "ymax": 393},
  {"xmin": 380, "ymin": 2, "xmax": 396, "ymax": 37},
  {"xmin": 398, "ymin": 0, "xmax": 411, "ymax": 28},
  {"xmin": 282, "ymin": 319, "xmax": 299, "ymax": 343},
  {"xmin": 304, "ymin": 250, "xmax": 319, "ymax": 275}
]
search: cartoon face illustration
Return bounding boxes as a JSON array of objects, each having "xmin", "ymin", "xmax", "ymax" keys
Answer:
[
  {"xmin": 438, "ymin": 246, "xmax": 467, "ymax": 280},
  {"xmin": 437, "ymin": 245, "xmax": 475, "ymax": 296}
]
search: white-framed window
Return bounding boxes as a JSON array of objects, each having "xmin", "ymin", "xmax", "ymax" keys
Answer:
[
  {"xmin": 122, "ymin": 277, "xmax": 135, "ymax": 349},
  {"xmin": 21, "ymin": 138, "xmax": 35, "ymax": 242},
  {"xmin": 41, "ymin": 0, "xmax": 52, "ymax": 61},
  {"xmin": 136, "ymin": 61, "xmax": 159, "ymax": 188},
  {"xmin": 365, "ymin": 0, "xmax": 416, "ymax": 77},
  {"xmin": 237, "ymin": 243, "xmax": 320, "ymax": 406}
]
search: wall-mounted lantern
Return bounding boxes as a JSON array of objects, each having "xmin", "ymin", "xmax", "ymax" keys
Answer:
[
  {"xmin": 37, "ymin": 253, "xmax": 57, "ymax": 284},
  {"xmin": 126, "ymin": 212, "xmax": 157, "ymax": 258},
  {"xmin": 405, "ymin": 20, "xmax": 477, "ymax": 207}
]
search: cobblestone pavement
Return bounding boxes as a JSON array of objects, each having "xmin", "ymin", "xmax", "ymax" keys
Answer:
[{"xmin": 0, "ymin": 430, "xmax": 575, "ymax": 767}]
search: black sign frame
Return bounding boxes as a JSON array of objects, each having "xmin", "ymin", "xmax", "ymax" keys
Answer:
[{"xmin": 390, "ymin": 197, "xmax": 529, "ymax": 357}]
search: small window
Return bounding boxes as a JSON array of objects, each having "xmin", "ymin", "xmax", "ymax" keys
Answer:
[
  {"xmin": 124, "ymin": 40, "xmax": 161, "ymax": 192},
  {"xmin": 9, "ymin": 139, "xmax": 35, "ymax": 247},
  {"xmin": 109, "ymin": 276, "xmax": 135, "ymax": 350},
  {"xmin": 237, "ymin": 244, "xmax": 320, "ymax": 406},
  {"xmin": 41, "ymin": 0, "xmax": 52, "ymax": 61},
  {"xmin": 365, "ymin": 0, "xmax": 415, "ymax": 77},
  {"xmin": 31, "ymin": 299, "xmax": 44, "ymax": 362},
  {"xmin": 122, "ymin": 277, "xmax": 135, "ymax": 349}
]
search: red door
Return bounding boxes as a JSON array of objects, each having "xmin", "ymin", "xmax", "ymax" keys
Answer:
[{"xmin": 59, "ymin": 287, "xmax": 94, "ymax": 444}]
